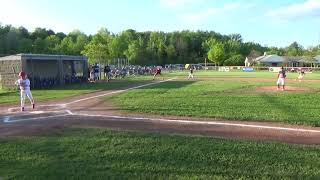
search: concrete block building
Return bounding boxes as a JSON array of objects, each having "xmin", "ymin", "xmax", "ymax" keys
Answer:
[{"xmin": 0, "ymin": 54, "xmax": 88, "ymax": 89}]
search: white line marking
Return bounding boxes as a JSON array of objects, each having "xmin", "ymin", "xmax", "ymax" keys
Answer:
[
  {"xmin": 29, "ymin": 111, "xmax": 45, "ymax": 114},
  {"xmin": 3, "ymin": 109, "xmax": 320, "ymax": 133},
  {"xmin": 3, "ymin": 116, "xmax": 10, "ymax": 123},
  {"xmin": 63, "ymin": 79, "xmax": 174, "ymax": 106},
  {"xmin": 7, "ymin": 104, "xmax": 65, "ymax": 113},
  {"xmin": 5, "ymin": 78, "xmax": 319, "ymax": 134},
  {"xmin": 4, "ymin": 114, "xmax": 71, "ymax": 123},
  {"xmin": 3, "ymin": 79, "xmax": 174, "ymax": 123},
  {"xmin": 66, "ymin": 110, "xmax": 73, "ymax": 115},
  {"xmin": 73, "ymin": 113, "xmax": 320, "ymax": 133},
  {"xmin": 6, "ymin": 79, "xmax": 173, "ymax": 113},
  {"xmin": 3, "ymin": 110, "xmax": 73, "ymax": 123}
]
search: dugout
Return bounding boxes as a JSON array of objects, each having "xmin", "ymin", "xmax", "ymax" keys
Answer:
[{"xmin": 0, "ymin": 54, "xmax": 88, "ymax": 89}]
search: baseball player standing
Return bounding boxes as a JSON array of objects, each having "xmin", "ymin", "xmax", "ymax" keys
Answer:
[
  {"xmin": 277, "ymin": 67, "xmax": 286, "ymax": 91},
  {"xmin": 187, "ymin": 65, "xmax": 194, "ymax": 80},
  {"xmin": 15, "ymin": 71, "xmax": 35, "ymax": 111}
]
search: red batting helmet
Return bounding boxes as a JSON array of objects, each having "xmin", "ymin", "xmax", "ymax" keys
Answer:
[{"xmin": 18, "ymin": 71, "xmax": 26, "ymax": 78}]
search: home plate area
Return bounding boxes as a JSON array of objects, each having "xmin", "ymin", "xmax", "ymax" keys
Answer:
[
  {"xmin": 7, "ymin": 104, "xmax": 66, "ymax": 113},
  {"xmin": 4, "ymin": 105, "xmax": 72, "ymax": 123}
]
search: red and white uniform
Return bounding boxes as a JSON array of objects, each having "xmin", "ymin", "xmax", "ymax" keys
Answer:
[
  {"xmin": 155, "ymin": 67, "xmax": 161, "ymax": 75},
  {"xmin": 298, "ymin": 71, "xmax": 304, "ymax": 81},
  {"xmin": 15, "ymin": 78, "xmax": 34, "ymax": 110},
  {"xmin": 277, "ymin": 70, "xmax": 285, "ymax": 86}
]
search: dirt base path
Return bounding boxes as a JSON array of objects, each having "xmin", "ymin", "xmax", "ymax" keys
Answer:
[{"xmin": 1, "ymin": 80, "xmax": 320, "ymax": 145}]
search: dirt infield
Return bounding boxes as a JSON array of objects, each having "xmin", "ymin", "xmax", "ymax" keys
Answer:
[
  {"xmin": 1, "ymin": 80, "xmax": 320, "ymax": 145},
  {"xmin": 255, "ymin": 86, "xmax": 311, "ymax": 92},
  {"xmin": 185, "ymin": 77, "xmax": 320, "ymax": 83}
]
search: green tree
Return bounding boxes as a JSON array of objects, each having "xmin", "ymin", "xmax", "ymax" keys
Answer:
[
  {"xmin": 82, "ymin": 43, "xmax": 109, "ymax": 64},
  {"xmin": 109, "ymin": 35, "xmax": 127, "ymax": 59},
  {"xmin": 46, "ymin": 35, "xmax": 60, "ymax": 54},
  {"xmin": 286, "ymin": 42, "xmax": 304, "ymax": 56},
  {"xmin": 56, "ymin": 32, "xmax": 67, "ymax": 40},
  {"xmin": 18, "ymin": 38, "xmax": 32, "ymax": 53},
  {"xmin": 304, "ymin": 49, "xmax": 317, "ymax": 67},
  {"xmin": 81, "ymin": 28, "xmax": 111, "ymax": 64},
  {"xmin": 58, "ymin": 30, "xmax": 88, "ymax": 55},
  {"xmin": 166, "ymin": 44, "xmax": 176, "ymax": 64},
  {"xmin": 18, "ymin": 26, "xmax": 29, "ymax": 39},
  {"xmin": 30, "ymin": 27, "xmax": 50, "ymax": 40},
  {"xmin": 33, "ymin": 37, "xmax": 49, "ymax": 53},
  {"xmin": 208, "ymin": 42, "xmax": 225, "ymax": 65},
  {"xmin": 224, "ymin": 54, "xmax": 244, "ymax": 66},
  {"xmin": 124, "ymin": 40, "xmax": 139, "ymax": 64},
  {"xmin": 225, "ymin": 39, "xmax": 241, "ymax": 57}
]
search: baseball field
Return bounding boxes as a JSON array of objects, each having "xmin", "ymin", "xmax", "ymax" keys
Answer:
[{"xmin": 1, "ymin": 70, "xmax": 320, "ymax": 179}]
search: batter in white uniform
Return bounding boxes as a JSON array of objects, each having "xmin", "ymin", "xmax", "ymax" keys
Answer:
[{"xmin": 15, "ymin": 71, "xmax": 35, "ymax": 111}]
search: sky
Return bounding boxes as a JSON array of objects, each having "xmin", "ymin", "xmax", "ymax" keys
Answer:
[{"xmin": 1, "ymin": 0, "xmax": 320, "ymax": 48}]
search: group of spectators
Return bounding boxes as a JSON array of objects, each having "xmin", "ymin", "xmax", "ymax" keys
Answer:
[
  {"xmin": 88, "ymin": 63, "xmax": 100, "ymax": 82},
  {"xmin": 88, "ymin": 64, "xmax": 159, "ymax": 82}
]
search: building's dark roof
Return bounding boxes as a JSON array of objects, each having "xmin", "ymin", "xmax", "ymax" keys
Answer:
[
  {"xmin": 0, "ymin": 54, "xmax": 87, "ymax": 61},
  {"xmin": 254, "ymin": 54, "xmax": 319, "ymax": 64},
  {"xmin": 255, "ymin": 55, "xmax": 284, "ymax": 63}
]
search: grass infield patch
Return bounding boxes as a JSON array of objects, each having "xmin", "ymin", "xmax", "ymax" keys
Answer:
[
  {"xmin": 0, "ymin": 79, "xmax": 148, "ymax": 105},
  {"xmin": 108, "ymin": 80, "xmax": 320, "ymax": 126}
]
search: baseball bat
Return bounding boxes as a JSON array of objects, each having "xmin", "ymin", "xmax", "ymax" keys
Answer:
[{"xmin": 12, "ymin": 67, "xmax": 19, "ymax": 91}]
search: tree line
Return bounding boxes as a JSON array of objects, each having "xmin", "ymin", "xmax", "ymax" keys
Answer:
[{"xmin": 1, "ymin": 23, "xmax": 319, "ymax": 65}]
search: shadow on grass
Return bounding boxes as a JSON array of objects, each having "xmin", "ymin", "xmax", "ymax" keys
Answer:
[
  {"xmin": 33, "ymin": 79, "xmax": 150, "ymax": 91},
  {"xmin": 0, "ymin": 91, "xmax": 19, "ymax": 97},
  {"xmin": 138, "ymin": 81, "xmax": 196, "ymax": 90},
  {"xmin": 259, "ymin": 93, "xmax": 305, "ymax": 125}
]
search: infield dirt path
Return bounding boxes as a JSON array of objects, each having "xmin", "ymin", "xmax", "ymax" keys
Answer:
[{"xmin": 1, "ymin": 79, "xmax": 320, "ymax": 145}]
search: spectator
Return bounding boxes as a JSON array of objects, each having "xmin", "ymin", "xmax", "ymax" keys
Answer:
[{"xmin": 94, "ymin": 63, "xmax": 100, "ymax": 80}]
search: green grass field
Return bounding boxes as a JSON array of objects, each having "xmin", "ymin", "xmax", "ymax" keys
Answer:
[
  {"xmin": 1, "ymin": 128, "xmax": 319, "ymax": 179},
  {"xmin": 168, "ymin": 70, "xmax": 320, "ymax": 79},
  {"xmin": 108, "ymin": 79, "xmax": 320, "ymax": 126},
  {"xmin": 3, "ymin": 71, "xmax": 320, "ymax": 126},
  {"xmin": 1, "ymin": 71, "xmax": 319, "ymax": 105},
  {"xmin": 1, "ymin": 72, "xmax": 320, "ymax": 179},
  {"xmin": 0, "ymin": 78, "xmax": 149, "ymax": 105}
]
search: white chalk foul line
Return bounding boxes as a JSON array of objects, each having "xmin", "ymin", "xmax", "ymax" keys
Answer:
[
  {"xmin": 3, "ymin": 110, "xmax": 73, "ymax": 123},
  {"xmin": 3, "ymin": 114, "xmax": 70, "ymax": 123},
  {"xmin": 4, "ymin": 78, "xmax": 319, "ymax": 134},
  {"xmin": 3, "ymin": 109, "xmax": 320, "ymax": 133},
  {"xmin": 73, "ymin": 113, "xmax": 320, "ymax": 133},
  {"xmin": 3, "ymin": 79, "xmax": 173, "ymax": 123},
  {"xmin": 7, "ymin": 104, "xmax": 65, "ymax": 113},
  {"xmin": 6, "ymin": 79, "xmax": 173, "ymax": 112},
  {"xmin": 63, "ymin": 79, "xmax": 175, "ymax": 106}
]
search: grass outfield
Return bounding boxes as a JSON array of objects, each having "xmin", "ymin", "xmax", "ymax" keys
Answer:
[
  {"xmin": 1, "ymin": 71, "xmax": 319, "ymax": 105},
  {"xmin": 108, "ymin": 80, "xmax": 320, "ymax": 126},
  {"xmin": 0, "ymin": 128, "xmax": 319, "ymax": 179},
  {"xmin": 168, "ymin": 70, "xmax": 320, "ymax": 79},
  {"xmin": 0, "ymin": 78, "xmax": 150, "ymax": 105}
]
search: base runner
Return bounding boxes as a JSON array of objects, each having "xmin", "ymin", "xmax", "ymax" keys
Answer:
[
  {"xmin": 153, "ymin": 66, "xmax": 164, "ymax": 80},
  {"xmin": 15, "ymin": 71, "xmax": 35, "ymax": 111}
]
